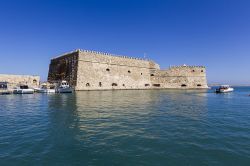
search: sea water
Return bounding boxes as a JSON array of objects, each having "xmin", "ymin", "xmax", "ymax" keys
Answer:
[{"xmin": 0, "ymin": 87, "xmax": 250, "ymax": 165}]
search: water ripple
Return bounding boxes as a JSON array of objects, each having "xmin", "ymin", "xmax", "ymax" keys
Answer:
[{"xmin": 0, "ymin": 88, "xmax": 250, "ymax": 165}]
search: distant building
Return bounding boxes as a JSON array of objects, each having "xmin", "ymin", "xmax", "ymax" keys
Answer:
[
  {"xmin": 48, "ymin": 49, "xmax": 208, "ymax": 90},
  {"xmin": 0, "ymin": 74, "xmax": 40, "ymax": 89}
]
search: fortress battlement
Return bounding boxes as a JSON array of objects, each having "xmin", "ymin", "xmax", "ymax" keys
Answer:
[
  {"xmin": 52, "ymin": 49, "xmax": 153, "ymax": 62},
  {"xmin": 79, "ymin": 49, "xmax": 151, "ymax": 61},
  {"xmin": 169, "ymin": 65, "xmax": 205, "ymax": 69}
]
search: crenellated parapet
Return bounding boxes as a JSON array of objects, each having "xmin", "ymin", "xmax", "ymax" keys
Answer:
[
  {"xmin": 78, "ymin": 49, "xmax": 153, "ymax": 62},
  {"xmin": 78, "ymin": 49, "xmax": 160, "ymax": 70},
  {"xmin": 52, "ymin": 49, "xmax": 154, "ymax": 61},
  {"xmin": 169, "ymin": 65, "xmax": 206, "ymax": 69}
]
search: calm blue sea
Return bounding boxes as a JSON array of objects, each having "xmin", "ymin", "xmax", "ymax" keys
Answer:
[{"xmin": 0, "ymin": 87, "xmax": 250, "ymax": 166}]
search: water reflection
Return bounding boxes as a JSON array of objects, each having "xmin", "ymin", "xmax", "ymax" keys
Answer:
[{"xmin": 46, "ymin": 90, "xmax": 209, "ymax": 144}]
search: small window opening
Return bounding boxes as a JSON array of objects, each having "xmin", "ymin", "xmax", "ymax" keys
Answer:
[
  {"xmin": 122, "ymin": 84, "xmax": 125, "ymax": 86},
  {"xmin": 33, "ymin": 79, "xmax": 37, "ymax": 84},
  {"xmin": 153, "ymin": 84, "xmax": 161, "ymax": 87},
  {"xmin": 128, "ymin": 70, "xmax": 131, "ymax": 73},
  {"xmin": 99, "ymin": 82, "xmax": 102, "ymax": 87},
  {"xmin": 86, "ymin": 83, "xmax": 90, "ymax": 87},
  {"xmin": 141, "ymin": 73, "xmax": 143, "ymax": 75},
  {"xmin": 112, "ymin": 83, "xmax": 118, "ymax": 86},
  {"xmin": 145, "ymin": 84, "xmax": 150, "ymax": 87},
  {"xmin": 201, "ymin": 70, "xmax": 204, "ymax": 72},
  {"xmin": 192, "ymin": 70, "xmax": 195, "ymax": 72},
  {"xmin": 106, "ymin": 68, "xmax": 110, "ymax": 72},
  {"xmin": 150, "ymin": 74, "xmax": 154, "ymax": 76},
  {"xmin": 181, "ymin": 84, "xmax": 187, "ymax": 87},
  {"xmin": 197, "ymin": 84, "xmax": 202, "ymax": 87},
  {"xmin": 20, "ymin": 85, "xmax": 29, "ymax": 89}
]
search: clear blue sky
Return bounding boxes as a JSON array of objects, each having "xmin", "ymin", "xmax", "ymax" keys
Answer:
[{"xmin": 0, "ymin": 0, "xmax": 249, "ymax": 84}]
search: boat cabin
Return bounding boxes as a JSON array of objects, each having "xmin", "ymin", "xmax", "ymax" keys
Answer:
[
  {"xmin": 219, "ymin": 85, "xmax": 230, "ymax": 89},
  {"xmin": 60, "ymin": 81, "xmax": 70, "ymax": 88},
  {"xmin": 20, "ymin": 85, "xmax": 29, "ymax": 89}
]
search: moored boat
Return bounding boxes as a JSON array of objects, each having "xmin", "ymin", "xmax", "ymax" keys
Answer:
[
  {"xmin": 0, "ymin": 90, "xmax": 12, "ymax": 95},
  {"xmin": 36, "ymin": 83, "xmax": 56, "ymax": 93},
  {"xmin": 215, "ymin": 85, "xmax": 234, "ymax": 93},
  {"xmin": 56, "ymin": 80, "xmax": 73, "ymax": 93},
  {"xmin": 13, "ymin": 85, "xmax": 34, "ymax": 94}
]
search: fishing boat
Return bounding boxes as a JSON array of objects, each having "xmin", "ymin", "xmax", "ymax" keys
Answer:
[
  {"xmin": 36, "ymin": 83, "xmax": 56, "ymax": 93},
  {"xmin": 13, "ymin": 85, "xmax": 34, "ymax": 94},
  {"xmin": 56, "ymin": 80, "xmax": 73, "ymax": 93},
  {"xmin": 215, "ymin": 85, "xmax": 234, "ymax": 93}
]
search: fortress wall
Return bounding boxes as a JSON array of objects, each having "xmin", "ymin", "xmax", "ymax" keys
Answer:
[
  {"xmin": 0, "ymin": 74, "xmax": 40, "ymax": 89},
  {"xmin": 154, "ymin": 66, "xmax": 206, "ymax": 77},
  {"xmin": 150, "ymin": 66, "xmax": 208, "ymax": 89},
  {"xmin": 48, "ymin": 52, "xmax": 78, "ymax": 86},
  {"xmin": 76, "ymin": 51, "xmax": 155, "ymax": 90},
  {"xmin": 47, "ymin": 50, "xmax": 208, "ymax": 90}
]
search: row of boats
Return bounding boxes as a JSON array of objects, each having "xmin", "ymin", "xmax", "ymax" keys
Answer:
[
  {"xmin": 5, "ymin": 81, "xmax": 73, "ymax": 95},
  {"xmin": 0, "ymin": 83, "xmax": 237, "ymax": 95}
]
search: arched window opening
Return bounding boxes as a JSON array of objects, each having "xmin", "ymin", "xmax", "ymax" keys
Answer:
[
  {"xmin": 86, "ymin": 83, "xmax": 90, "ymax": 87},
  {"xmin": 197, "ymin": 84, "xmax": 202, "ymax": 87},
  {"xmin": 112, "ymin": 83, "xmax": 118, "ymax": 86},
  {"xmin": 201, "ymin": 70, "xmax": 204, "ymax": 72},
  {"xmin": 106, "ymin": 68, "xmax": 110, "ymax": 72},
  {"xmin": 99, "ymin": 82, "xmax": 102, "ymax": 87},
  {"xmin": 141, "ymin": 73, "xmax": 143, "ymax": 75},
  {"xmin": 181, "ymin": 84, "xmax": 187, "ymax": 87},
  {"xmin": 128, "ymin": 70, "xmax": 131, "ymax": 73},
  {"xmin": 33, "ymin": 79, "xmax": 37, "ymax": 84},
  {"xmin": 122, "ymin": 84, "xmax": 125, "ymax": 87},
  {"xmin": 150, "ymin": 74, "xmax": 154, "ymax": 76}
]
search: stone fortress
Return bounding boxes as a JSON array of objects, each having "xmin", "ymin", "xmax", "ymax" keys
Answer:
[{"xmin": 48, "ymin": 49, "xmax": 208, "ymax": 90}]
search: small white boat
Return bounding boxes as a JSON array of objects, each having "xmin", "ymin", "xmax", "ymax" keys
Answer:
[
  {"xmin": 56, "ymin": 80, "xmax": 73, "ymax": 93},
  {"xmin": 13, "ymin": 85, "xmax": 34, "ymax": 94},
  {"xmin": 36, "ymin": 83, "xmax": 56, "ymax": 93},
  {"xmin": 41, "ymin": 89, "xmax": 56, "ymax": 93},
  {"xmin": 0, "ymin": 90, "xmax": 12, "ymax": 95},
  {"xmin": 215, "ymin": 85, "xmax": 234, "ymax": 93},
  {"xmin": 37, "ymin": 88, "xmax": 56, "ymax": 93}
]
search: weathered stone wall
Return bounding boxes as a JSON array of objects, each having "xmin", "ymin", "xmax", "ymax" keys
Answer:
[
  {"xmin": 76, "ymin": 50, "xmax": 159, "ymax": 90},
  {"xmin": 150, "ymin": 66, "xmax": 208, "ymax": 89},
  {"xmin": 48, "ymin": 51, "xmax": 78, "ymax": 86},
  {"xmin": 0, "ymin": 74, "xmax": 40, "ymax": 89},
  {"xmin": 47, "ymin": 50, "xmax": 208, "ymax": 90}
]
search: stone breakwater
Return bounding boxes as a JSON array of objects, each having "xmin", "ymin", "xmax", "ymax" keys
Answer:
[
  {"xmin": 48, "ymin": 49, "xmax": 208, "ymax": 90},
  {"xmin": 0, "ymin": 74, "xmax": 40, "ymax": 89}
]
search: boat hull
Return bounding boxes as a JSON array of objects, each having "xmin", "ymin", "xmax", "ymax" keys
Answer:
[
  {"xmin": 0, "ymin": 90, "xmax": 12, "ymax": 95},
  {"xmin": 215, "ymin": 88, "xmax": 234, "ymax": 93},
  {"xmin": 57, "ymin": 87, "xmax": 73, "ymax": 93},
  {"xmin": 13, "ymin": 89, "xmax": 34, "ymax": 94},
  {"xmin": 37, "ymin": 89, "xmax": 56, "ymax": 93}
]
